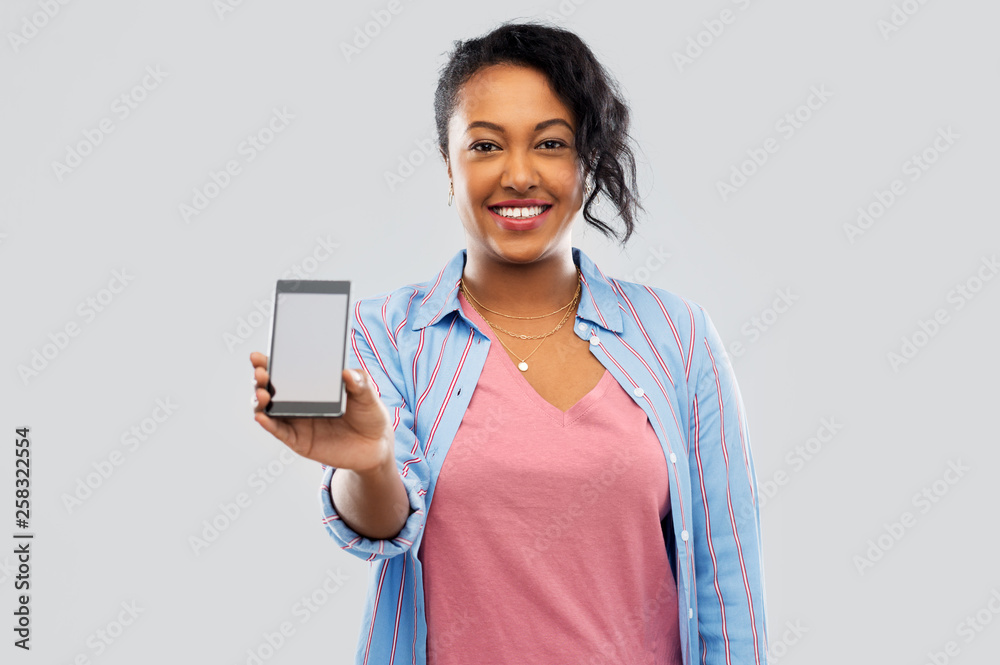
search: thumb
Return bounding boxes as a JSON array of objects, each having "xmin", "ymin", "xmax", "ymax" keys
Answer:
[{"xmin": 344, "ymin": 368, "xmax": 376, "ymax": 401}]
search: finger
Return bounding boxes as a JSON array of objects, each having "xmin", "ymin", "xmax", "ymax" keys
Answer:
[
  {"xmin": 254, "ymin": 411, "xmax": 292, "ymax": 442},
  {"xmin": 250, "ymin": 351, "xmax": 269, "ymax": 368},
  {"xmin": 343, "ymin": 368, "xmax": 377, "ymax": 404},
  {"xmin": 253, "ymin": 366, "xmax": 269, "ymax": 388},
  {"xmin": 254, "ymin": 386, "xmax": 270, "ymax": 409}
]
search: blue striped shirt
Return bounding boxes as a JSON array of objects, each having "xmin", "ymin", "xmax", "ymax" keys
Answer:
[{"xmin": 319, "ymin": 246, "xmax": 769, "ymax": 665}]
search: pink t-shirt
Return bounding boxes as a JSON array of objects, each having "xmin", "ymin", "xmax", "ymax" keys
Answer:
[{"xmin": 417, "ymin": 291, "xmax": 683, "ymax": 665}]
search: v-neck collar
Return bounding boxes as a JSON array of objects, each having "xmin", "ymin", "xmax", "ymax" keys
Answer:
[{"xmin": 458, "ymin": 289, "xmax": 614, "ymax": 427}]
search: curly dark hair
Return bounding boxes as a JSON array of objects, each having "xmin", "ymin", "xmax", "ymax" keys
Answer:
[{"xmin": 433, "ymin": 19, "xmax": 643, "ymax": 246}]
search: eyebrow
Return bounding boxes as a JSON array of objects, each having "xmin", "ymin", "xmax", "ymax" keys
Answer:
[{"xmin": 464, "ymin": 118, "xmax": 573, "ymax": 134}]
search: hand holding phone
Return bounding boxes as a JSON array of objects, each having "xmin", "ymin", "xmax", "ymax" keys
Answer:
[
  {"xmin": 250, "ymin": 279, "xmax": 397, "ymax": 472},
  {"xmin": 251, "ymin": 351, "xmax": 395, "ymax": 472}
]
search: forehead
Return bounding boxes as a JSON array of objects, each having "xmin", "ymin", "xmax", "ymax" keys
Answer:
[{"xmin": 451, "ymin": 64, "xmax": 574, "ymax": 129}]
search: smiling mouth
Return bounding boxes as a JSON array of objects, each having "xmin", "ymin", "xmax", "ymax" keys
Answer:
[{"xmin": 488, "ymin": 205, "xmax": 552, "ymax": 219}]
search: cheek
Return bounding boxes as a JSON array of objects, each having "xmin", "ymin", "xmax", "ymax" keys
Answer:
[
  {"xmin": 457, "ymin": 168, "xmax": 494, "ymax": 201},
  {"xmin": 552, "ymin": 165, "xmax": 583, "ymax": 196}
]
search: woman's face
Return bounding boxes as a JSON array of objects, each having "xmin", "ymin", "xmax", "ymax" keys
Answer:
[{"xmin": 444, "ymin": 63, "xmax": 585, "ymax": 265}]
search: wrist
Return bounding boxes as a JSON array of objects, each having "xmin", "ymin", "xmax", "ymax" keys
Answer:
[{"xmin": 353, "ymin": 431, "xmax": 396, "ymax": 479}]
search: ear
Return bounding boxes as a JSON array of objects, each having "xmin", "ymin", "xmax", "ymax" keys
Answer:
[{"xmin": 440, "ymin": 148, "xmax": 450, "ymax": 178}]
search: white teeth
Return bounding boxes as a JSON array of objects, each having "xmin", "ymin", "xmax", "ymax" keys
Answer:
[{"xmin": 492, "ymin": 205, "xmax": 547, "ymax": 218}]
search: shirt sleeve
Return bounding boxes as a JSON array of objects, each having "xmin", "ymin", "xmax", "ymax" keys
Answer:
[
  {"xmin": 318, "ymin": 293, "xmax": 429, "ymax": 562},
  {"xmin": 688, "ymin": 304, "xmax": 769, "ymax": 664}
]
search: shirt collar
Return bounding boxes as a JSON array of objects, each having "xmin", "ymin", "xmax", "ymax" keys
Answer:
[{"xmin": 410, "ymin": 246, "xmax": 623, "ymax": 333}]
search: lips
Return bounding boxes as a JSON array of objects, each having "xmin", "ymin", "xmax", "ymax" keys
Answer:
[{"xmin": 487, "ymin": 204, "xmax": 552, "ymax": 231}]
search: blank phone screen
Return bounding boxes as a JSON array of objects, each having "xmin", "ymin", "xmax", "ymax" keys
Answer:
[{"xmin": 270, "ymin": 292, "xmax": 348, "ymax": 402}]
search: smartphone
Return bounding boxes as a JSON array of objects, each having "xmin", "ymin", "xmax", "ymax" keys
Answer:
[{"xmin": 264, "ymin": 279, "xmax": 351, "ymax": 418}]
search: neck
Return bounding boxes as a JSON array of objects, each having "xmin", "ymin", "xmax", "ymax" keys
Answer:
[{"xmin": 460, "ymin": 246, "xmax": 580, "ymax": 317}]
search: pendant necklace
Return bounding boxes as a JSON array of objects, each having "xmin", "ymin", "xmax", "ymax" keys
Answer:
[{"xmin": 459, "ymin": 270, "xmax": 581, "ymax": 372}]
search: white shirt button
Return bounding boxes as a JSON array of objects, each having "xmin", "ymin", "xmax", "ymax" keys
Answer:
[
  {"xmin": 688, "ymin": 608, "xmax": 694, "ymax": 619},
  {"xmin": 577, "ymin": 323, "xmax": 588, "ymax": 332},
  {"xmin": 669, "ymin": 453, "xmax": 677, "ymax": 463},
  {"xmin": 589, "ymin": 336, "xmax": 600, "ymax": 346},
  {"xmin": 681, "ymin": 529, "xmax": 689, "ymax": 542},
  {"xmin": 633, "ymin": 387, "xmax": 644, "ymax": 398}
]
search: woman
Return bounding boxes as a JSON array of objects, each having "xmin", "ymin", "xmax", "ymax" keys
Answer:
[{"xmin": 251, "ymin": 20, "xmax": 768, "ymax": 665}]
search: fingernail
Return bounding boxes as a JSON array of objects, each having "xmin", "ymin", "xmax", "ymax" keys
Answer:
[{"xmin": 351, "ymin": 370, "xmax": 363, "ymax": 383}]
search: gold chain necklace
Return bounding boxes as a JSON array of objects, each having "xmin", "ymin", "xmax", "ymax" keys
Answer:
[
  {"xmin": 460, "ymin": 267, "xmax": 582, "ymax": 320},
  {"xmin": 479, "ymin": 290, "xmax": 579, "ymax": 340},
  {"xmin": 459, "ymin": 276, "xmax": 580, "ymax": 340},
  {"xmin": 460, "ymin": 273, "xmax": 582, "ymax": 372}
]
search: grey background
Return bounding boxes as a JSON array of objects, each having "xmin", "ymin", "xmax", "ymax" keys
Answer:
[{"xmin": 1, "ymin": 1, "xmax": 998, "ymax": 663}]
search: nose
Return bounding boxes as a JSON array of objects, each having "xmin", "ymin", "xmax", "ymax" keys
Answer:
[{"xmin": 499, "ymin": 148, "xmax": 538, "ymax": 193}]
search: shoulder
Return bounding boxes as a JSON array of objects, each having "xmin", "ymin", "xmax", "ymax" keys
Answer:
[
  {"xmin": 609, "ymin": 277, "xmax": 703, "ymax": 322},
  {"xmin": 349, "ymin": 269, "xmax": 449, "ymax": 344},
  {"xmin": 603, "ymin": 275, "xmax": 722, "ymax": 383},
  {"xmin": 607, "ymin": 276, "xmax": 708, "ymax": 342},
  {"xmin": 350, "ymin": 283, "xmax": 423, "ymax": 339}
]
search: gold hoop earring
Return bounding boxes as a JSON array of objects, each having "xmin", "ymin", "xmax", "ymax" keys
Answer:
[
  {"xmin": 448, "ymin": 182, "xmax": 454, "ymax": 206},
  {"xmin": 584, "ymin": 177, "xmax": 599, "ymax": 205}
]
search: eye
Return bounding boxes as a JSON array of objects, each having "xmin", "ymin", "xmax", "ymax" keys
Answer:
[
  {"xmin": 539, "ymin": 139, "xmax": 568, "ymax": 150},
  {"xmin": 471, "ymin": 141, "xmax": 500, "ymax": 152}
]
